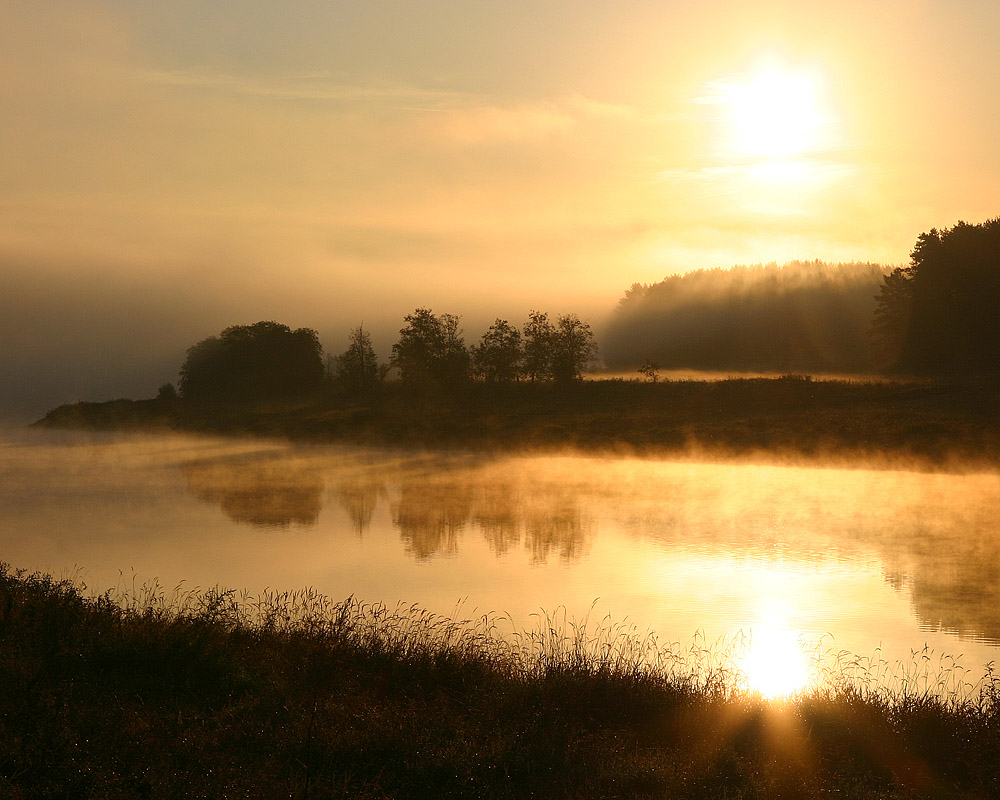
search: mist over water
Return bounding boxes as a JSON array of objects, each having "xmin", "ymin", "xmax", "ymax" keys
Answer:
[{"xmin": 2, "ymin": 426, "xmax": 999, "ymax": 692}]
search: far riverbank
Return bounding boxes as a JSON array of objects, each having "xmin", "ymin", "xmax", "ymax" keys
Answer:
[{"xmin": 33, "ymin": 376, "xmax": 1000, "ymax": 471}]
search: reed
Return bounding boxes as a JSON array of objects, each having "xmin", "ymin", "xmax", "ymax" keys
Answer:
[{"xmin": 1, "ymin": 562, "xmax": 998, "ymax": 798}]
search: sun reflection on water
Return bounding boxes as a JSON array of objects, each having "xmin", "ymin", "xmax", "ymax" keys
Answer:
[{"xmin": 741, "ymin": 616, "xmax": 813, "ymax": 699}]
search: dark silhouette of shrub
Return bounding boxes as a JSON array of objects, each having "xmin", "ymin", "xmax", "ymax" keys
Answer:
[
  {"xmin": 178, "ymin": 321, "xmax": 324, "ymax": 403},
  {"xmin": 638, "ymin": 359, "xmax": 660, "ymax": 382}
]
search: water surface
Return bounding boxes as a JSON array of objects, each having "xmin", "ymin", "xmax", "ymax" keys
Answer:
[{"xmin": 2, "ymin": 428, "xmax": 997, "ymax": 693}]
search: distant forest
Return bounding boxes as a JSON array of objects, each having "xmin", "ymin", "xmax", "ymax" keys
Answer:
[
  {"xmin": 603, "ymin": 260, "xmax": 889, "ymax": 373},
  {"xmin": 168, "ymin": 218, "xmax": 1000, "ymax": 408},
  {"xmin": 34, "ymin": 220, "xmax": 1000, "ymax": 462},
  {"xmin": 110, "ymin": 218, "xmax": 1000, "ymax": 410}
]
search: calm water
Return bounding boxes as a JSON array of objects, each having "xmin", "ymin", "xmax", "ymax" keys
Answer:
[{"xmin": 3, "ymin": 427, "xmax": 999, "ymax": 693}]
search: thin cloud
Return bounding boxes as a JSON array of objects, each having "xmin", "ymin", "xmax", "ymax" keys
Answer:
[
  {"xmin": 140, "ymin": 68, "xmax": 636, "ymax": 147},
  {"xmin": 422, "ymin": 94, "xmax": 636, "ymax": 145},
  {"xmin": 140, "ymin": 68, "xmax": 467, "ymax": 105},
  {"xmin": 655, "ymin": 159, "xmax": 854, "ymax": 186}
]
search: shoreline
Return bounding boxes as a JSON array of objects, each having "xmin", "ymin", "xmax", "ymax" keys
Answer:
[{"xmin": 32, "ymin": 376, "xmax": 1000, "ymax": 472}]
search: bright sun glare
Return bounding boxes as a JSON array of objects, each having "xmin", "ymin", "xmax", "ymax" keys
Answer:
[
  {"xmin": 718, "ymin": 61, "xmax": 830, "ymax": 160},
  {"xmin": 741, "ymin": 617, "xmax": 812, "ymax": 699}
]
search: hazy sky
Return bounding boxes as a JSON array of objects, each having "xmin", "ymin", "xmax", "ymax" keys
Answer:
[{"xmin": 3, "ymin": 1, "xmax": 999, "ymax": 416}]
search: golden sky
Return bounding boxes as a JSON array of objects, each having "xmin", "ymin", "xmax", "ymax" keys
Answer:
[{"xmin": 2, "ymin": 0, "xmax": 999, "ymax": 411}]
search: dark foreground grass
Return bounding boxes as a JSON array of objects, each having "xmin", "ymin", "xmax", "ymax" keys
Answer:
[{"xmin": 2, "ymin": 564, "xmax": 1000, "ymax": 798}]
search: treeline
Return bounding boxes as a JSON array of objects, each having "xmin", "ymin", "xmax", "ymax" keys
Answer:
[
  {"xmin": 604, "ymin": 260, "xmax": 889, "ymax": 373},
  {"xmin": 872, "ymin": 218, "xmax": 1000, "ymax": 374},
  {"xmin": 607, "ymin": 217, "xmax": 1000, "ymax": 377},
  {"xmin": 175, "ymin": 310, "xmax": 598, "ymax": 404},
  {"xmin": 109, "ymin": 217, "xmax": 1000, "ymax": 407}
]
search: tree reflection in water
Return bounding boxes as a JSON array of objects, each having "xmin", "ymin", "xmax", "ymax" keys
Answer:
[
  {"xmin": 182, "ymin": 449, "xmax": 592, "ymax": 564},
  {"xmin": 179, "ymin": 447, "xmax": 1000, "ymax": 646},
  {"xmin": 472, "ymin": 482, "xmax": 520, "ymax": 556},
  {"xmin": 183, "ymin": 457, "xmax": 324, "ymax": 528},
  {"xmin": 384, "ymin": 472, "xmax": 590, "ymax": 563},
  {"xmin": 332, "ymin": 478, "xmax": 382, "ymax": 536},
  {"xmin": 883, "ymin": 523, "xmax": 1000, "ymax": 644},
  {"xmin": 391, "ymin": 480, "xmax": 473, "ymax": 559}
]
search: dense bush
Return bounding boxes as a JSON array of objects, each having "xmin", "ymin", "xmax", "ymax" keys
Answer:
[{"xmin": 179, "ymin": 320, "xmax": 324, "ymax": 403}]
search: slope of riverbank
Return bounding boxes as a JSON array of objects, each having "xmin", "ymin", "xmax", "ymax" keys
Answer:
[{"xmin": 34, "ymin": 376, "xmax": 1000, "ymax": 470}]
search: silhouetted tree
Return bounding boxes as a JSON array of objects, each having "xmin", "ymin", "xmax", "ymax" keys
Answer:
[
  {"xmin": 638, "ymin": 359, "xmax": 660, "ymax": 382},
  {"xmin": 522, "ymin": 310, "xmax": 555, "ymax": 382},
  {"xmin": 870, "ymin": 266, "xmax": 913, "ymax": 369},
  {"xmin": 178, "ymin": 321, "xmax": 324, "ymax": 402},
  {"xmin": 331, "ymin": 325, "xmax": 385, "ymax": 394},
  {"xmin": 471, "ymin": 319, "xmax": 522, "ymax": 382},
  {"xmin": 550, "ymin": 314, "xmax": 599, "ymax": 382},
  {"xmin": 873, "ymin": 219, "xmax": 1000, "ymax": 373},
  {"xmin": 390, "ymin": 308, "xmax": 470, "ymax": 387}
]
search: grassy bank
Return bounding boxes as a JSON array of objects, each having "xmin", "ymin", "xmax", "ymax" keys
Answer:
[
  {"xmin": 34, "ymin": 376, "xmax": 1000, "ymax": 469},
  {"xmin": 2, "ymin": 564, "xmax": 999, "ymax": 798}
]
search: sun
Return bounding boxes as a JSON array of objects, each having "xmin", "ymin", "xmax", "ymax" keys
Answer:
[{"xmin": 713, "ymin": 60, "xmax": 833, "ymax": 161}]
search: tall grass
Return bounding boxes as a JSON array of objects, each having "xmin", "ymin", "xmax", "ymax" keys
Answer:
[{"xmin": 2, "ymin": 563, "xmax": 999, "ymax": 798}]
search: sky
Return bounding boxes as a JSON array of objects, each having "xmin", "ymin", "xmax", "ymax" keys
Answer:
[{"xmin": 2, "ymin": 0, "xmax": 999, "ymax": 417}]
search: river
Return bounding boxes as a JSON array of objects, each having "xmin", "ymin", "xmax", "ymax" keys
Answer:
[{"xmin": 2, "ymin": 427, "xmax": 998, "ymax": 697}]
